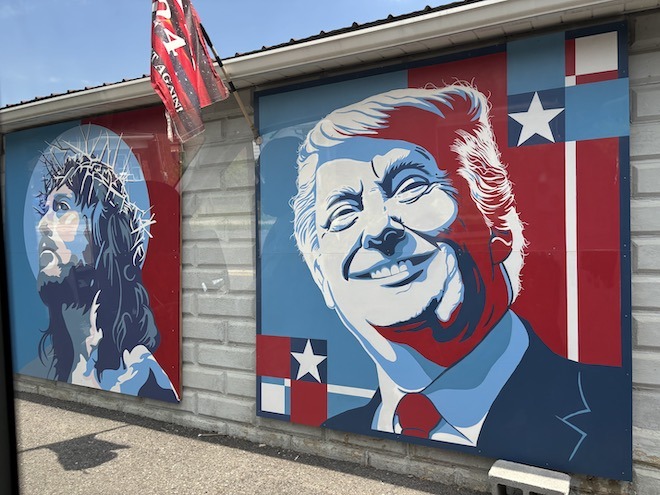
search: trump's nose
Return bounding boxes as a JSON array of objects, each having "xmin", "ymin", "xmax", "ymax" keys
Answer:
[{"xmin": 365, "ymin": 226, "xmax": 405, "ymax": 257}]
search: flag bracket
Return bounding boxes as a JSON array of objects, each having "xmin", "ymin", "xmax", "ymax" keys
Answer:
[{"xmin": 200, "ymin": 23, "xmax": 261, "ymax": 143}]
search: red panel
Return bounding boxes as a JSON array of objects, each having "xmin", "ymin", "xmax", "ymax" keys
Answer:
[
  {"xmin": 409, "ymin": 55, "xmax": 569, "ymax": 357},
  {"xmin": 290, "ymin": 380, "xmax": 327, "ymax": 426},
  {"xmin": 84, "ymin": 106, "xmax": 182, "ymax": 394},
  {"xmin": 508, "ymin": 143, "xmax": 568, "ymax": 357},
  {"xmin": 576, "ymin": 138, "xmax": 621, "ymax": 365},
  {"xmin": 565, "ymin": 38, "xmax": 576, "ymax": 76},
  {"xmin": 256, "ymin": 335, "xmax": 291, "ymax": 378},
  {"xmin": 576, "ymin": 70, "xmax": 619, "ymax": 85}
]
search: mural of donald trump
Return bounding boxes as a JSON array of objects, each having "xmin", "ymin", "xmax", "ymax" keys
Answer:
[{"xmin": 290, "ymin": 84, "xmax": 628, "ymax": 476}]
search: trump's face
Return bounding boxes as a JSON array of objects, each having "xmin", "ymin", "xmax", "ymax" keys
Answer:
[
  {"xmin": 312, "ymin": 138, "xmax": 464, "ymax": 325},
  {"xmin": 37, "ymin": 185, "xmax": 92, "ymax": 286},
  {"xmin": 310, "ymin": 137, "xmax": 512, "ymax": 366}
]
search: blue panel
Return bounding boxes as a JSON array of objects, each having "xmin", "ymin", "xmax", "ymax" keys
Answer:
[
  {"xmin": 565, "ymin": 78, "xmax": 630, "ymax": 141},
  {"xmin": 258, "ymin": 71, "xmax": 408, "ymax": 134},
  {"xmin": 4, "ymin": 122, "xmax": 79, "ymax": 372},
  {"xmin": 258, "ymin": 71, "xmax": 406, "ymax": 396},
  {"xmin": 328, "ymin": 393, "xmax": 372, "ymax": 420},
  {"xmin": 507, "ymin": 32, "xmax": 565, "ymax": 95}
]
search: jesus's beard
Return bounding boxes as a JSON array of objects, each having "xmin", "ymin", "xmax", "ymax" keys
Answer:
[{"xmin": 38, "ymin": 262, "xmax": 96, "ymax": 312}]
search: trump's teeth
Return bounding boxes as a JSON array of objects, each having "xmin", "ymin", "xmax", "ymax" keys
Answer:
[{"xmin": 370, "ymin": 260, "xmax": 412, "ymax": 279}]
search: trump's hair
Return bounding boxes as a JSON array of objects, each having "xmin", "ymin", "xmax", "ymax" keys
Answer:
[
  {"xmin": 291, "ymin": 83, "xmax": 526, "ymax": 298},
  {"xmin": 38, "ymin": 149, "xmax": 159, "ymax": 382}
]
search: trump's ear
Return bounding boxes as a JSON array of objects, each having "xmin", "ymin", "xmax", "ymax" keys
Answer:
[
  {"xmin": 311, "ymin": 260, "xmax": 335, "ymax": 309},
  {"xmin": 489, "ymin": 227, "xmax": 513, "ymax": 265}
]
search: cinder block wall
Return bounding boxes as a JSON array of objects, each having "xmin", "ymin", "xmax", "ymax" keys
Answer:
[
  {"xmin": 14, "ymin": 11, "xmax": 660, "ymax": 495},
  {"xmin": 630, "ymin": 10, "xmax": 660, "ymax": 495}
]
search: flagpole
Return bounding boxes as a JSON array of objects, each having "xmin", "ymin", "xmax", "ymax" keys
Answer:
[{"xmin": 200, "ymin": 23, "xmax": 261, "ymax": 144}]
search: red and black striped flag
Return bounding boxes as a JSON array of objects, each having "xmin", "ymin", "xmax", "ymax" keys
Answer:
[{"xmin": 151, "ymin": 0, "xmax": 229, "ymax": 141}]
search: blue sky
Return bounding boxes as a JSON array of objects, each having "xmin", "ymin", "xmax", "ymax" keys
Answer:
[{"xmin": 0, "ymin": 0, "xmax": 455, "ymax": 107}]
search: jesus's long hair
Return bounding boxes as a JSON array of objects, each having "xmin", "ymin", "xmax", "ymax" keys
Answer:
[{"xmin": 38, "ymin": 143, "xmax": 159, "ymax": 382}]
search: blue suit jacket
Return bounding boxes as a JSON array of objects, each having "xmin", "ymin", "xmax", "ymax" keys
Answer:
[{"xmin": 323, "ymin": 322, "xmax": 631, "ymax": 480}]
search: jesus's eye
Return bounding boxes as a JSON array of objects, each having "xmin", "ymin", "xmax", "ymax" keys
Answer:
[{"xmin": 54, "ymin": 200, "xmax": 71, "ymax": 212}]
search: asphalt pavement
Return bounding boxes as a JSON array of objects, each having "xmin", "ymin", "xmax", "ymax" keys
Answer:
[{"xmin": 13, "ymin": 392, "xmax": 488, "ymax": 495}]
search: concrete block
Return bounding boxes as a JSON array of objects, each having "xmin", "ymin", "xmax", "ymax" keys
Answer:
[
  {"xmin": 255, "ymin": 416, "xmax": 324, "ymax": 438},
  {"xmin": 631, "ymin": 200, "xmax": 660, "ymax": 234},
  {"xmin": 411, "ymin": 442, "xmax": 493, "ymax": 470},
  {"xmin": 291, "ymin": 435, "xmax": 365, "ymax": 464},
  {"xmin": 633, "ymin": 85, "xmax": 660, "ymax": 122},
  {"xmin": 181, "ymin": 217, "xmax": 225, "ymax": 241},
  {"xmin": 182, "ymin": 292, "xmax": 197, "ymax": 316},
  {"xmin": 197, "ymin": 243, "xmax": 254, "ymax": 266},
  {"xmin": 224, "ymin": 115, "xmax": 252, "ymax": 138},
  {"xmin": 197, "ymin": 343, "xmax": 255, "ymax": 371},
  {"xmin": 181, "ymin": 160, "xmax": 254, "ymax": 193},
  {"xmin": 634, "ymin": 388, "xmax": 660, "ymax": 430},
  {"xmin": 632, "ymin": 275, "xmax": 660, "ymax": 310},
  {"xmin": 182, "ymin": 367, "xmax": 225, "ymax": 392},
  {"xmin": 634, "ymin": 465, "xmax": 660, "ymax": 495},
  {"xmin": 227, "ymin": 319, "xmax": 256, "ymax": 345},
  {"xmin": 634, "ymin": 427, "xmax": 660, "ymax": 468},
  {"xmin": 633, "ymin": 313, "xmax": 660, "ymax": 348},
  {"xmin": 197, "ymin": 293, "xmax": 255, "ymax": 318},
  {"xmin": 630, "ymin": 51, "xmax": 660, "ymax": 82},
  {"xmin": 244, "ymin": 427, "xmax": 292, "ymax": 450},
  {"xmin": 181, "ymin": 243, "xmax": 196, "ymax": 266},
  {"xmin": 488, "ymin": 460, "xmax": 570, "ymax": 495},
  {"xmin": 225, "ymin": 268, "xmax": 255, "ymax": 292},
  {"xmin": 182, "ymin": 316, "xmax": 227, "ymax": 341},
  {"xmin": 633, "ymin": 350, "xmax": 660, "ymax": 386},
  {"xmin": 325, "ymin": 428, "xmax": 408, "ymax": 456},
  {"xmin": 183, "ymin": 215, "xmax": 255, "ymax": 243},
  {"xmin": 225, "ymin": 370, "xmax": 255, "ymax": 398},
  {"xmin": 185, "ymin": 141, "xmax": 250, "ymax": 169},
  {"xmin": 633, "ymin": 159, "xmax": 660, "ymax": 195},
  {"xmin": 631, "ymin": 11, "xmax": 660, "ymax": 52},
  {"xmin": 631, "ymin": 122, "xmax": 660, "ymax": 159},
  {"xmin": 633, "ymin": 238, "xmax": 660, "ymax": 272},
  {"xmin": 192, "ymin": 190, "xmax": 255, "ymax": 217},
  {"xmin": 197, "ymin": 393, "xmax": 255, "ymax": 423},
  {"xmin": 183, "ymin": 268, "xmax": 227, "ymax": 292},
  {"xmin": 182, "ymin": 341, "xmax": 196, "ymax": 364}
]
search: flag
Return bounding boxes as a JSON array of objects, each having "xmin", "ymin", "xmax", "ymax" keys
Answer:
[
  {"xmin": 151, "ymin": 0, "xmax": 229, "ymax": 142},
  {"xmin": 257, "ymin": 335, "xmax": 329, "ymax": 426}
]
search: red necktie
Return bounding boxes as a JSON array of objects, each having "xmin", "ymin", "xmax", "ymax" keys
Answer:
[{"xmin": 396, "ymin": 393, "xmax": 442, "ymax": 438}]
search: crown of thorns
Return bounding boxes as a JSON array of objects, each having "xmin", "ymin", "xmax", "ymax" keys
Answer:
[{"xmin": 36, "ymin": 130, "xmax": 155, "ymax": 266}]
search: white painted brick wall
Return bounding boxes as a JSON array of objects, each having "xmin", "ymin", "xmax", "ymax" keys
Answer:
[
  {"xmin": 14, "ymin": 12, "xmax": 660, "ymax": 495},
  {"xmin": 630, "ymin": 10, "xmax": 660, "ymax": 495}
]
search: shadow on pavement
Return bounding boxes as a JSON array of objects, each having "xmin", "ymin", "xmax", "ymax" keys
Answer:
[{"xmin": 20, "ymin": 425, "xmax": 129, "ymax": 471}]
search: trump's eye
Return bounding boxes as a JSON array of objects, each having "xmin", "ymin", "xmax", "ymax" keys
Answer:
[
  {"xmin": 322, "ymin": 201, "xmax": 361, "ymax": 233},
  {"xmin": 393, "ymin": 175, "xmax": 431, "ymax": 203}
]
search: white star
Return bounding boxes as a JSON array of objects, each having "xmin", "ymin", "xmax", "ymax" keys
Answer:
[
  {"xmin": 291, "ymin": 340, "xmax": 326, "ymax": 382},
  {"xmin": 509, "ymin": 92, "xmax": 564, "ymax": 146}
]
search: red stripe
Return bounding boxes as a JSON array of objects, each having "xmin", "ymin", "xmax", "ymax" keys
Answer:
[
  {"xmin": 576, "ymin": 138, "xmax": 621, "ymax": 366},
  {"xmin": 508, "ymin": 143, "xmax": 568, "ymax": 358},
  {"xmin": 576, "ymin": 70, "xmax": 619, "ymax": 84},
  {"xmin": 565, "ymin": 38, "xmax": 576, "ymax": 76}
]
